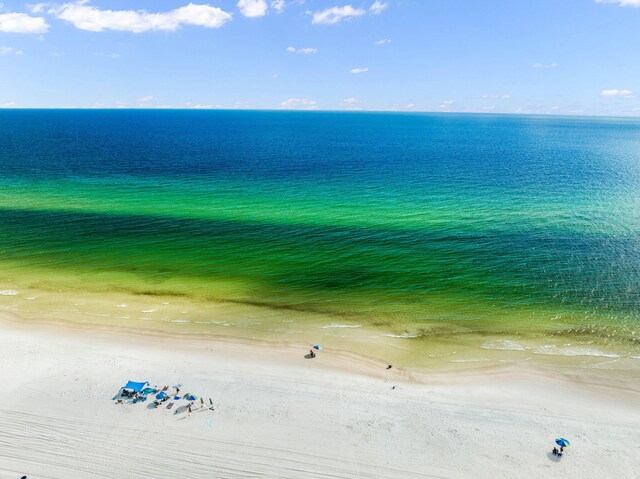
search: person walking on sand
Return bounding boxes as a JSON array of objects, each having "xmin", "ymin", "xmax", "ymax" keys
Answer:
[{"xmin": 309, "ymin": 349, "xmax": 316, "ymax": 358}]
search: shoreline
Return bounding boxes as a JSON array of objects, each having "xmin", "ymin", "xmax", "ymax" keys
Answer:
[
  {"xmin": 2, "ymin": 313, "xmax": 640, "ymax": 478},
  {"xmin": 2, "ymin": 284, "xmax": 640, "ymax": 380}
]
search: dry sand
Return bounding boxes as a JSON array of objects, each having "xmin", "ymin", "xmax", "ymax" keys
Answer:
[{"xmin": 1, "ymin": 314, "xmax": 639, "ymax": 479}]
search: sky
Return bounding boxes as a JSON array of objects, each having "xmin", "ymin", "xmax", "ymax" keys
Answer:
[{"xmin": 1, "ymin": 0, "xmax": 639, "ymax": 115}]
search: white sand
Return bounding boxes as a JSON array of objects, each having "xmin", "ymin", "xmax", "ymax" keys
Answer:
[{"xmin": 1, "ymin": 316, "xmax": 639, "ymax": 479}]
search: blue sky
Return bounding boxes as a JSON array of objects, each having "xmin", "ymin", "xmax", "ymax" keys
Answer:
[{"xmin": 1, "ymin": 0, "xmax": 639, "ymax": 115}]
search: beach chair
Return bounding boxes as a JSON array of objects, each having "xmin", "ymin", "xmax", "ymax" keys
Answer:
[{"xmin": 167, "ymin": 402, "xmax": 174, "ymax": 410}]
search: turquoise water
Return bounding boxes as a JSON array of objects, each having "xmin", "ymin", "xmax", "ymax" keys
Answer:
[{"xmin": 1, "ymin": 110, "xmax": 640, "ymax": 345}]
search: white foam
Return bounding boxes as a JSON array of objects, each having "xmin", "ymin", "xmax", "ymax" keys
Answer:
[
  {"xmin": 116, "ymin": 304, "xmax": 128, "ymax": 308},
  {"xmin": 171, "ymin": 320, "xmax": 189, "ymax": 324},
  {"xmin": 321, "ymin": 323, "xmax": 362, "ymax": 329},
  {"xmin": 141, "ymin": 309, "xmax": 156, "ymax": 313},
  {"xmin": 480, "ymin": 340, "xmax": 526, "ymax": 351},
  {"xmin": 162, "ymin": 302, "xmax": 169, "ymax": 305},
  {"xmin": 195, "ymin": 321, "xmax": 230, "ymax": 326},
  {"xmin": 451, "ymin": 358, "xmax": 490, "ymax": 363},
  {"xmin": 139, "ymin": 317, "xmax": 153, "ymax": 321},
  {"xmin": 383, "ymin": 332, "xmax": 419, "ymax": 339},
  {"xmin": 533, "ymin": 345, "xmax": 620, "ymax": 358},
  {"xmin": 0, "ymin": 290, "xmax": 18, "ymax": 296},
  {"xmin": 25, "ymin": 297, "xmax": 36, "ymax": 300},
  {"xmin": 113, "ymin": 316, "xmax": 130, "ymax": 319}
]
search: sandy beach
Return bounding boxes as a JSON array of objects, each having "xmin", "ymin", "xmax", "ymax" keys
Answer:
[{"xmin": 0, "ymin": 314, "xmax": 639, "ymax": 479}]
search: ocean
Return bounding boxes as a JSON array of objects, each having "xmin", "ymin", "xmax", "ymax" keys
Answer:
[{"xmin": 1, "ymin": 110, "xmax": 639, "ymax": 367}]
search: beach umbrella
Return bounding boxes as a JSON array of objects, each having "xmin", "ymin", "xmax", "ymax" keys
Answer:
[
  {"xmin": 155, "ymin": 391, "xmax": 168, "ymax": 400},
  {"xmin": 555, "ymin": 438, "xmax": 570, "ymax": 447},
  {"xmin": 185, "ymin": 394, "xmax": 197, "ymax": 401},
  {"xmin": 312, "ymin": 345, "xmax": 321, "ymax": 350}
]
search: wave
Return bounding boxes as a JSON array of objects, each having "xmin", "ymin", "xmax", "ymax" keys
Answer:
[
  {"xmin": 321, "ymin": 323, "xmax": 362, "ymax": 329},
  {"xmin": 170, "ymin": 320, "xmax": 189, "ymax": 324},
  {"xmin": 383, "ymin": 332, "xmax": 420, "ymax": 339},
  {"xmin": 532, "ymin": 345, "xmax": 620, "ymax": 358},
  {"xmin": 141, "ymin": 309, "xmax": 156, "ymax": 313},
  {"xmin": 0, "ymin": 290, "xmax": 18, "ymax": 296},
  {"xmin": 480, "ymin": 340, "xmax": 526, "ymax": 351}
]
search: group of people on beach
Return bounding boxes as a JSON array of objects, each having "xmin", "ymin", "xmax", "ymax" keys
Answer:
[{"xmin": 118, "ymin": 383, "xmax": 214, "ymax": 414}]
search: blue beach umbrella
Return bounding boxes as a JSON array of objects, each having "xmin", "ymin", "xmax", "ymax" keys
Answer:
[
  {"xmin": 312, "ymin": 345, "xmax": 321, "ymax": 350},
  {"xmin": 155, "ymin": 391, "xmax": 168, "ymax": 400},
  {"xmin": 555, "ymin": 438, "xmax": 570, "ymax": 447}
]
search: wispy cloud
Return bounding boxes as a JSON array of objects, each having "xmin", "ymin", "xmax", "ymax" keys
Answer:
[
  {"xmin": 350, "ymin": 67, "xmax": 368, "ymax": 74},
  {"xmin": 237, "ymin": 0, "xmax": 268, "ymax": 17},
  {"xmin": 439, "ymin": 100, "xmax": 455, "ymax": 111},
  {"xmin": 594, "ymin": 0, "xmax": 640, "ymax": 7},
  {"xmin": 0, "ymin": 46, "xmax": 23, "ymax": 55},
  {"xmin": 271, "ymin": 0, "xmax": 285, "ymax": 13},
  {"xmin": 0, "ymin": 12, "xmax": 49, "ymax": 33},
  {"xmin": 279, "ymin": 98, "xmax": 318, "ymax": 110},
  {"xmin": 600, "ymin": 88, "xmax": 634, "ymax": 98},
  {"xmin": 27, "ymin": 3, "xmax": 48, "ymax": 13},
  {"xmin": 481, "ymin": 94, "xmax": 511, "ymax": 99},
  {"xmin": 54, "ymin": 2, "xmax": 232, "ymax": 33},
  {"xmin": 369, "ymin": 1, "xmax": 388, "ymax": 14},
  {"xmin": 532, "ymin": 62, "xmax": 558, "ymax": 68},
  {"xmin": 374, "ymin": 38, "xmax": 391, "ymax": 45},
  {"xmin": 286, "ymin": 46, "xmax": 317, "ymax": 54},
  {"xmin": 341, "ymin": 97, "xmax": 362, "ymax": 110},
  {"xmin": 311, "ymin": 5, "xmax": 366, "ymax": 25}
]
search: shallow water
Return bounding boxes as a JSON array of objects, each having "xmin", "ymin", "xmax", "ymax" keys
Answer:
[{"xmin": 1, "ymin": 110, "xmax": 639, "ymax": 366}]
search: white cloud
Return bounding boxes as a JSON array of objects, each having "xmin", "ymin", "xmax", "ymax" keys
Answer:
[
  {"xmin": 341, "ymin": 97, "xmax": 362, "ymax": 110},
  {"xmin": 279, "ymin": 98, "xmax": 317, "ymax": 110},
  {"xmin": 2, "ymin": 101, "xmax": 17, "ymax": 108},
  {"xmin": 481, "ymin": 94, "xmax": 511, "ymax": 99},
  {"xmin": 532, "ymin": 62, "xmax": 558, "ymax": 68},
  {"xmin": 55, "ymin": 2, "xmax": 232, "ymax": 33},
  {"xmin": 0, "ymin": 12, "xmax": 49, "ymax": 33},
  {"xmin": 237, "ymin": 0, "xmax": 268, "ymax": 17},
  {"xmin": 595, "ymin": 0, "xmax": 640, "ymax": 7},
  {"xmin": 185, "ymin": 102, "xmax": 222, "ymax": 109},
  {"xmin": 286, "ymin": 46, "xmax": 317, "ymax": 54},
  {"xmin": 369, "ymin": 1, "xmax": 387, "ymax": 14},
  {"xmin": 312, "ymin": 5, "xmax": 366, "ymax": 25},
  {"xmin": 350, "ymin": 67, "xmax": 368, "ymax": 74},
  {"xmin": 137, "ymin": 95, "xmax": 156, "ymax": 103},
  {"xmin": 600, "ymin": 88, "xmax": 634, "ymax": 98},
  {"xmin": 405, "ymin": 103, "xmax": 416, "ymax": 109},
  {"xmin": 439, "ymin": 100, "xmax": 455, "ymax": 111},
  {"xmin": 271, "ymin": 0, "xmax": 285, "ymax": 12},
  {"xmin": 374, "ymin": 38, "xmax": 390, "ymax": 45},
  {"xmin": 27, "ymin": 3, "xmax": 48, "ymax": 13}
]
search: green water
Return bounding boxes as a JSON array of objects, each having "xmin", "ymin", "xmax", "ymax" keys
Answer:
[{"xmin": 1, "ymin": 110, "xmax": 640, "ymax": 363}]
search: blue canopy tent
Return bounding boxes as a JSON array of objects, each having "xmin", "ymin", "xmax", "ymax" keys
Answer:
[{"xmin": 122, "ymin": 381, "xmax": 148, "ymax": 393}]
